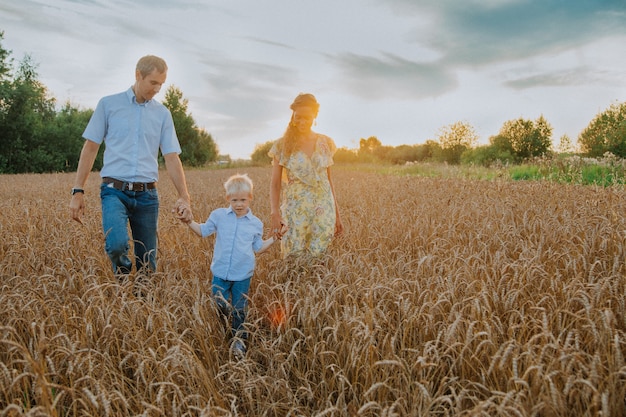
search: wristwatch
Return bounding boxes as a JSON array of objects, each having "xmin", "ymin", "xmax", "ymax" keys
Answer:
[{"xmin": 71, "ymin": 188, "xmax": 84, "ymax": 195}]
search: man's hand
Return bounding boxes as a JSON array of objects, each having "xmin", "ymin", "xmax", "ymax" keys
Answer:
[{"xmin": 70, "ymin": 193, "xmax": 85, "ymax": 225}]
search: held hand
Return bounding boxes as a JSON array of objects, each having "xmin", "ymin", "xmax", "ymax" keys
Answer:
[
  {"xmin": 273, "ymin": 222, "xmax": 288, "ymax": 240},
  {"xmin": 278, "ymin": 223, "xmax": 289, "ymax": 239},
  {"xmin": 70, "ymin": 194, "xmax": 85, "ymax": 225},
  {"xmin": 271, "ymin": 213, "xmax": 286, "ymax": 239},
  {"xmin": 173, "ymin": 199, "xmax": 193, "ymax": 224}
]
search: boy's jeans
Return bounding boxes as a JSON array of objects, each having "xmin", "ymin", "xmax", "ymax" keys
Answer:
[
  {"xmin": 212, "ymin": 276, "xmax": 252, "ymax": 338},
  {"xmin": 100, "ymin": 183, "xmax": 159, "ymax": 274}
]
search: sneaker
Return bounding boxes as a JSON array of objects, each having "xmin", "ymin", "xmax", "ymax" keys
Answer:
[{"xmin": 231, "ymin": 339, "xmax": 246, "ymax": 360}]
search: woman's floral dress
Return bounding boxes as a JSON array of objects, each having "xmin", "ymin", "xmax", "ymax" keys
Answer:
[{"xmin": 269, "ymin": 134, "xmax": 337, "ymax": 257}]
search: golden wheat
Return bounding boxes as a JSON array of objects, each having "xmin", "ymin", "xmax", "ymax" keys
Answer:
[{"xmin": 0, "ymin": 167, "xmax": 625, "ymax": 416}]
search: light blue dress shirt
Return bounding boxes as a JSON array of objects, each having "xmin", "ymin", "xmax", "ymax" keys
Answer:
[
  {"xmin": 200, "ymin": 207, "xmax": 264, "ymax": 281},
  {"xmin": 82, "ymin": 88, "xmax": 181, "ymax": 183}
]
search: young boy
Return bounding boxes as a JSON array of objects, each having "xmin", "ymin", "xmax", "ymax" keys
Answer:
[{"xmin": 184, "ymin": 174, "xmax": 282, "ymax": 359}]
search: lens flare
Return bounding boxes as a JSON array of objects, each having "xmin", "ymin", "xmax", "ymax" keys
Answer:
[{"xmin": 268, "ymin": 304, "xmax": 287, "ymax": 328}]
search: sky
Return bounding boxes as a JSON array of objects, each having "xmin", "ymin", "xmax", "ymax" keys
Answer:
[{"xmin": 1, "ymin": 0, "xmax": 626, "ymax": 159}]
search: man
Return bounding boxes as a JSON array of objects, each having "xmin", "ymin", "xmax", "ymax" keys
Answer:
[{"xmin": 69, "ymin": 55, "xmax": 192, "ymax": 277}]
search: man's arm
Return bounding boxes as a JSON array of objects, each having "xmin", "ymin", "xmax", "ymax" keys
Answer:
[
  {"xmin": 163, "ymin": 152, "xmax": 193, "ymax": 222},
  {"xmin": 69, "ymin": 140, "xmax": 100, "ymax": 223}
]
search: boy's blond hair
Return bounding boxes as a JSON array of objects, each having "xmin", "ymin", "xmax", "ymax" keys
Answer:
[{"xmin": 224, "ymin": 174, "xmax": 253, "ymax": 196}]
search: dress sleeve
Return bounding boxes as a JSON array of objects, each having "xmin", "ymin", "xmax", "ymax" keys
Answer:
[
  {"xmin": 317, "ymin": 135, "xmax": 337, "ymax": 167},
  {"xmin": 268, "ymin": 139, "xmax": 283, "ymax": 164}
]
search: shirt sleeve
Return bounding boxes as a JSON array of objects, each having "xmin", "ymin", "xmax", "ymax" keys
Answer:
[
  {"xmin": 200, "ymin": 211, "xmax": 219, "ymax": 237},
  {"xmin": 252, "ymin": 220, "xmax": 264, "ymax": 252},
  {"xmin": 82, "ymin": 98, "xmax": 107, "ymax": 144},
  {"xmin": 159, "ymin": 107, "xmax": 181, "ymax": 155}
]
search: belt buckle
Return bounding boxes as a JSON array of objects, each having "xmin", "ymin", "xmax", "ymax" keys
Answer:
[{"xmin": 128, "ymin": 182, "xmax": 134, "ymax": 191}]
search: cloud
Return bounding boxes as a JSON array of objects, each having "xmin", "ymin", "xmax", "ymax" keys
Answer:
[
  {"xmin": 329, "ymin": 52, "xmax": 457, "ymax": 100},
  {"xmin": 199, "ymin": 54, "xmax": 297, "ymax": 108},
  {"xmin": 383, "ymin": 0, "xmax": 626, "ymax": 66},
  {"xmin": 179, "ymin": 54, "xmax": 299, "ymax": 144},
  {"xmin": 3, "ymin": 0, "xmax": 626, "ymax": 159},
  {"xmin": 504, "ymin": 67, "xmax": 596, "ymax": 89},
  {"xmin": 240, "ymin": 36, "xmax": 298, "ymax": 51}
]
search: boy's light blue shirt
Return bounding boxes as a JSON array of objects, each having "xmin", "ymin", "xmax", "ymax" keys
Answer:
[
  {"xmin": 82, "ymin": 88, "xmax": 181, "ymax": 183},
  {"xmin": 200, "ymin": 207, "xmax": 264, "ymax": 281}
]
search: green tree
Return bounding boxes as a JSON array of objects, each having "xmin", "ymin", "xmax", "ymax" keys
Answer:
[
  {"xmin": 489, "ymin": 134, "xmax": 515, "ymax": 158},
  {"xmin": 0, "ymin": 31, "xmax": 11, "ymax": 81},
  {"xmin": 250, "ymin": 140, "xmax": 274, "ymax": 165},
  {"xmin": 373, "ymin": 145, "xmax": 394, "ymax": 163},
  {"xmin": 435, "ymin": 121, "xmax": 478, "ymax": 164},
  {"xmin": 358, "ymin": 136, "xmax": 382, "ymax": 162},
  {"xmin": 0, "ymin": 53, "xmax": 58, "ymax": 173},
  {"xmin": 557, "ymin": 134, "xmax": 574, "ymax": 154},
  {"xmin": 386, "ymin": 144, "xmax": 423, "ymax": 164},
  {"xmin": 334, "ymin": 147, "xmax": 358, "ymax": 164},
  {"xmin": 0, "ymin": 32, "xmax": 97, "ymax": 173},
  {"xmin": 0, "ymin": 31, "xmax": 13, "ymax": 171},
  {"xmin": 437, "ymin": 120, "xmax": 478, "ymax": 149},
  {"xmin": 578, "ymin": 102, "xmax": 626, "ymax": 158},
  {"xmin": 195, "ymin": 128, "xmax": 218, "ymax": 165},
  {"xmin": 497, "ymin": 115, "xmax": 553, "ymax": 161},
  {"xmin": 461, "ymin": 144, "xmax": 514, "ymax": 167},
  {"xmin": 162, "ymin": 85, "xmax": 217, "ymax": 166},
  {"xmin": 49, "ymin": 102, "xmax": 97, "ymax": 171},
  {"xmin": 417, "ymin": 141, "xmax": 439, "ymax": 162}
]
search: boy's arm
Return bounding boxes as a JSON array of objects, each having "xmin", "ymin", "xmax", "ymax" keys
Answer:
[
  {"xmin": 256, "ymin": 237, "xmax": 277, "ymax": 255},
  {"xmin": 256, "ymin": 222, "xmax": 286, "ymax": 254},
  {"xmin": 187, "ymin": 220, "xmax": 202, "ymax": 236}
]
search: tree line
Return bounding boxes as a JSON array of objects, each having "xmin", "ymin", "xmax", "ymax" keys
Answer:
[
  {"xmin": 2, "ymin": 28, "xmax": 625, "ymax": 173},
  {"xmin": 252, "ymin": 104, "xmax": 626, "ymax": 168},
  {"xmin": 0, "ymin": 31, "xmax": 218, "ymax": 174},
  {"xmin": 253, "ymin": 104, "xmax": 626, "ymax": 167}
]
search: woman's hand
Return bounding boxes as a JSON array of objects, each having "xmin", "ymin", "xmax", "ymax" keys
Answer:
[{"xmin": 335, "ymin": 216, "xmax": 344, "ymax": 237}]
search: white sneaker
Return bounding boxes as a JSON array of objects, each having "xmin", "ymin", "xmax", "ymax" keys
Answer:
[{"xmin": 231, "ymin": 339, "xmax": 246, "ymax": 360}]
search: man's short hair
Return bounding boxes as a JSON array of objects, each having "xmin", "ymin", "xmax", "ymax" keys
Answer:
[{"xmin": 136, "ymin": 55, "xmax": 168, "ymax": 78}]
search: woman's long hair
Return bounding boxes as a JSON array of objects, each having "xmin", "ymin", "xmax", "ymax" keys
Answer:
[{"xmin": 281, "ymin": 93, "xmax": 320, "ymax": 158}]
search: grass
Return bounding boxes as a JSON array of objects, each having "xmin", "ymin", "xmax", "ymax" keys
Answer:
[
  {"xmin": 1, "ymin": 167, "xmax": 625, "ymax": 416},
  {"xmin": 335, "ymin": 162, "xmax": 505, "ymax": 181},
  {"xmin": 338, "ymin": 153, "xmax": 626, "ymax": 186}
]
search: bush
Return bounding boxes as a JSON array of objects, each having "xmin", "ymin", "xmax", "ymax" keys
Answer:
[
  {"xmin": 334, "ymin": 147, "xmax": 358, "ymax": 164},
  {"xmin": 250, "ymin": 141, "xmax": 274, "ymax": 165},
  {"xmin": 578, "ymin": 101, "xmax": 626, "ymax": 157},
  {"xmin": 461, "ymin": 145, "xmax": 514, "ymax": 167}
]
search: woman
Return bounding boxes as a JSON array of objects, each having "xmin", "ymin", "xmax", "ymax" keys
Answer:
[{"xmin": 269, "ymin": 93, "xmax": 343, "ymax": 257}]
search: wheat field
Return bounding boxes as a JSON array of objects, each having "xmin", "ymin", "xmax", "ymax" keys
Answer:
[{"xmin": 1, "ymin": 167, "xmax": 625, "ymax": 416}]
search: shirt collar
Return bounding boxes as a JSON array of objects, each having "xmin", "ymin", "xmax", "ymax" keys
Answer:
[{"xmin": 126, "ymin": 87, "xmax": 152, "ymax": 105}]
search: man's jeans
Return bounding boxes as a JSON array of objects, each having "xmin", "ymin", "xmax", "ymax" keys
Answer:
[
  {"xmin": 100, "ymin": 183, "xmax": 159, "ymax": 274},
  {"xmin": 212, "ymin": 276, "xmax": 252, "ymax": 339}
]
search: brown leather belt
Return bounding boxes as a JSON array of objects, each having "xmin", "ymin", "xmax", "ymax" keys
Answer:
[{"xmin": 103, "ymin": 177, "xmax": 156, "ymax": 192}]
